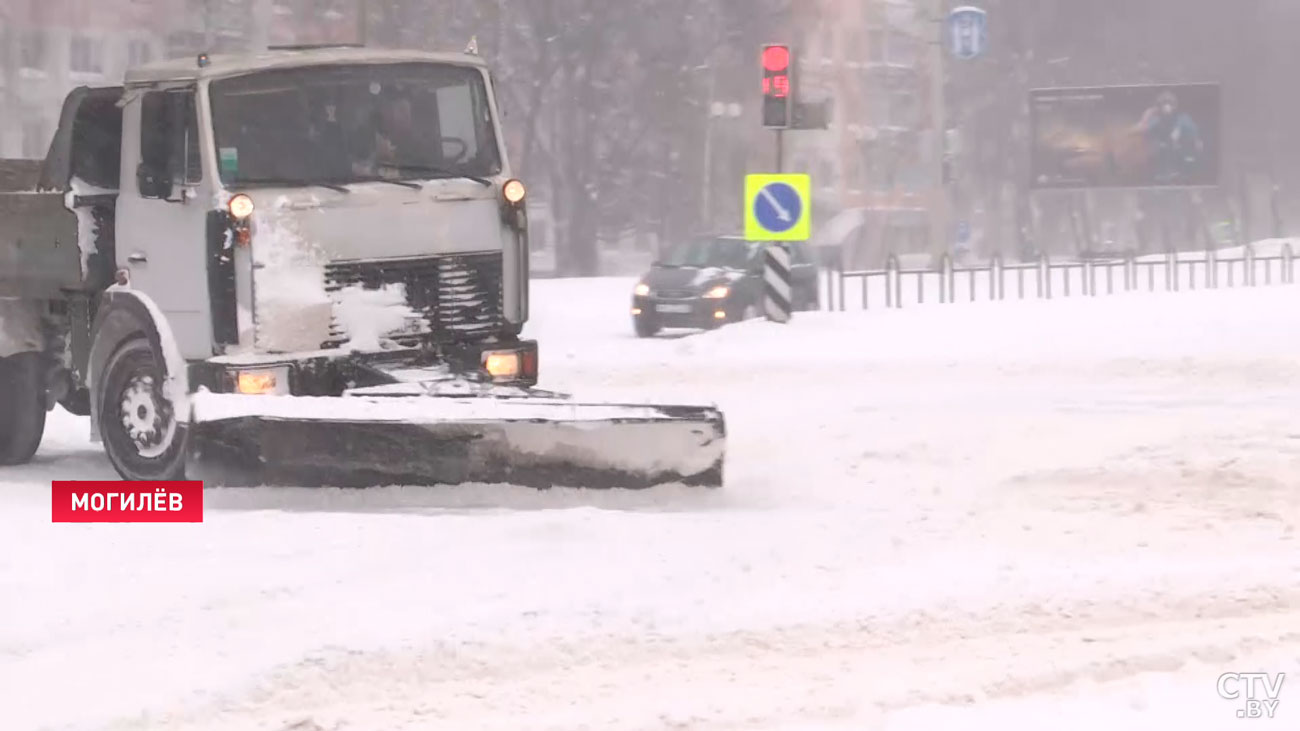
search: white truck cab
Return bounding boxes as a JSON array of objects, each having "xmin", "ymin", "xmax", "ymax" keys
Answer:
[{"xmin": 116, "ymin": 46, "xmax": 530, "ymax": 359}]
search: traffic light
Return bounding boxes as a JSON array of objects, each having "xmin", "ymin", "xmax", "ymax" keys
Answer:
[{"xmin": 761, "ymin": 44, "xmax": 793, "ymax": 129}]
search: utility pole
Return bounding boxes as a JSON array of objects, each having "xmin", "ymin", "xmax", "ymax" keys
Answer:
[
  {"xmin": 358, "ymin": 0, "xmax": 368, "ymax": 46},
  {"xmin": 203, "ymin": 0, "xmax": 216, "ymax": 51},
  {"xmin": 0, "ymin": 7, "xmax": 12, "ymax": 158},
  {"xmin": 250, "ymin": 0, "xmax": 273, "ymax": 51},
  {"xmin": 929, "ymin": 0, "xmax": 950, "ymax": 260},
  {"xmin": 701, "ymin": 55, "xmax": 720, "ymax": 228}
]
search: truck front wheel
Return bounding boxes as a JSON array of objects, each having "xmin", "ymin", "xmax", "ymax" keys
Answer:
[
  {"xmin": 99, "ymin": 337, "xmax": 187, "ymax": 482},
  {"xmin": 0, "ymin": 353, "xmax": 47, "ymax": 465}
]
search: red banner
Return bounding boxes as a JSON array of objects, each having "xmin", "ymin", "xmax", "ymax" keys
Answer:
[{"xmin": 51, "ymin": 482, "xmax": 204, "ymax": 523}]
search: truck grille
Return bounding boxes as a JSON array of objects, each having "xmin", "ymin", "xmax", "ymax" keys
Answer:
[{"xmin": 322, "ymin": 252, "xmax": 504, "ymax": 345}]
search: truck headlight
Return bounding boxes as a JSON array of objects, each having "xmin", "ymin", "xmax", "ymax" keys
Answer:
[
  {"xmin": 502, "ymin": 179, "xmax": 526, "ymax": 205},
  {"xmin": 634, "ymin": 283, "xmax": 651, "ymax": 296},
  {"xmin": 702, "ymin": 285, "xmax": 730, "ymax": 299},
  {"xmin": 483, "ymin": 350, "xmax": 521, "ymax": 380},
  {"xmin": 228, "ymin": 194, "xmax": 255, "ymax": 220}
]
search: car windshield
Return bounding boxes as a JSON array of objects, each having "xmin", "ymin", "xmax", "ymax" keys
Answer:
[
  {"xmin": 209, "ymin": 62, "xmax": 502, "ymax": 187},
  {"xmin": 659, "ymin": 237, "xmax": 757, "ymax": 269}
]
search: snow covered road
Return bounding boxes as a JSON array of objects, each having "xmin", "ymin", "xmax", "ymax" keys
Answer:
[{"xmin": 3, "ymin": 279, "xmax": 1299, "ymax": 730}]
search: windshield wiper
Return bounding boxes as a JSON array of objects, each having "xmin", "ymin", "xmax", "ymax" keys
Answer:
[
  {"xmin": 353, "ymin": 175, "xmax": 423, "ymax": 191},
  {"xmin": 379, "ymin": 163, "xmax": 493, "ymax": 187},
  {"xmin": 233, "ymin": 177, "xmax": 351, "ymax": 194}
]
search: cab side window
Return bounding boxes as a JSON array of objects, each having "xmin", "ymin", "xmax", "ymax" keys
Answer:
[{"xmin": 138, "ymin": 89, "xmax": 201, "ymax": 198}]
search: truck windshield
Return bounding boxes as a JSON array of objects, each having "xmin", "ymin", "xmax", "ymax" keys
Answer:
[{"xmin": 209, "ymin": 62, "xmax": 501, "ymax": 187}]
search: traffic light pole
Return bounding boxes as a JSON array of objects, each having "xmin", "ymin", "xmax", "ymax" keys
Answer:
[{"xmin": 776, "ymin": 129, "xmax": 784, "ymax": 174}]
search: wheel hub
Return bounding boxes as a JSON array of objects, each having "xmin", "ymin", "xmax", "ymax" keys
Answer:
[{"xmin": 119, "ymin": 375, "xmax": 174, "ymax": 459}]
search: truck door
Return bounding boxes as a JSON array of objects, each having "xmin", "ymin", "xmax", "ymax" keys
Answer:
[{"xmin": 115, "ymin": 86, "xmax": 214, "ymax": 360}]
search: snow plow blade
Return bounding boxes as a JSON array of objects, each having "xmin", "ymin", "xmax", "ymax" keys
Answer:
[{"xmin": 185, "ymin": 391, "xmax": 725, "ymax": 489}]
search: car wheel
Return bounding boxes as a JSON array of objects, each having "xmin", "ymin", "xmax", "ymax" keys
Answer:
[
  {"xmin": 743, "ymin": 303, "xmax": 761, "ymax": 320},
  {"xmin": 634, "ymin": 316, "xmax": 660, "ymax": 339},
  {"xmin": 99, "ymin": 337, "xmax": 188, "ymax": 482},
  {"xmin": 0, "ymin": 353, "xmax": 47, "ymax": 466}
]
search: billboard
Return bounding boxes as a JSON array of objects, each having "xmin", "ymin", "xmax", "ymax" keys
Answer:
[{"xmin": 1029, "ymin": 83, "xmax": 1221, "ymax": 189}]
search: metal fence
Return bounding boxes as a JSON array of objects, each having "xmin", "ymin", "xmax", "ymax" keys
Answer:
[{"xmin": 821, "ymin": 243, "xmax": 1297, "ymax": 311}]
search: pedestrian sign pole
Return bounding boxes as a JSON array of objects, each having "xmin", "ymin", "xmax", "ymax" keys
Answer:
[
  {"xmin": 745, "ymin": 173, "xmax": 811, "ymax": 323},
  {"xmin": 763, "ymin": 244, "xmax": 793, "ymax": 323}
]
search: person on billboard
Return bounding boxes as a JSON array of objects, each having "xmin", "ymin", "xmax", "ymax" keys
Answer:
[{"xmin": 1132, "ymin": 90, "xmax": 1205, "ymax": 184}]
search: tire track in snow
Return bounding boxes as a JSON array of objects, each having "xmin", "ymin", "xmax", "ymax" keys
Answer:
[{"xmin": 107, "ymin": 586, "xmax": 1300, "ymax": 731}]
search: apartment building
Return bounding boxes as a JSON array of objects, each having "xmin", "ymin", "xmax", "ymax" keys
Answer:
[
  {"xmin": 0, "ymin": 0, "xmax": 164, "ymax": 158},
  {"xmin": 788, "ymin": 0, "xmax": 938, "ymax": 267},
  {"xmin": 0, "ymin": 0, "xmax": 358, "ymax": 160}
]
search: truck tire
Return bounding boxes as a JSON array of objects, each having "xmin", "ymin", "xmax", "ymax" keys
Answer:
[
  {"xmin": 0, "ymin": 353, "xmax": 47, "ymax": 465},
  {"xmin": 98, "ymin": 337, "xmax": 187, "ymax": 482}
]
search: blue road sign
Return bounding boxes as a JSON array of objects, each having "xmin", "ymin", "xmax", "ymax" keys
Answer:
[
  {"xmin": 753, "ymin": 182, "xmax": 803, "ymax": 235},
  {"xmin": 948, "ymin": 6, "xmax": 988, "ymax": 61},
  {"xmin": 745, "ymin": 174, "xmax": 811, "ymax": 241}
]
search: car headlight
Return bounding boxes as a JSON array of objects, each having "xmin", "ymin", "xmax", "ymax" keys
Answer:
[
  {"xmin": 634, "ymin": 283, "xmax": 651, "ymax": 296},
  {"xmin": 702, "ymin": 285, "xmax": 730, "ymax": 299}
]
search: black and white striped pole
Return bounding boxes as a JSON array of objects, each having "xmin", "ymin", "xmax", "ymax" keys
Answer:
[{"xmin": 764, "ymin": 242, "xmax": 793, "ymax": 323}]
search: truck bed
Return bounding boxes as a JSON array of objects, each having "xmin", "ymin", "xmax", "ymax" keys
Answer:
[
  {"xmin": 0, "ymin": 159, "xmax": 43, "ymax": 193},
  {"xmin": 0, "ymin": 159, "xmax": 91, "ymax": 300}
]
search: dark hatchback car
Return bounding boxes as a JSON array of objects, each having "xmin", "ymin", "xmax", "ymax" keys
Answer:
[{"xmin": 631, "ymin": 235, "xmax": 818, "ymax": 337}]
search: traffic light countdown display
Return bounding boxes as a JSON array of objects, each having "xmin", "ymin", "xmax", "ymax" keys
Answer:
[{"xmin": 762, "ymin": 44, "xmax": 792, "ymax": 129}]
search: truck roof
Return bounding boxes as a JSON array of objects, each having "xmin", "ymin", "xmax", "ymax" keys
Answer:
[{"xmin": 123, "ymin": 46, "xmax": 488, "ymax": 86}]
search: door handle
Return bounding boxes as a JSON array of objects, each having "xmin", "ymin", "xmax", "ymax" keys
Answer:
[{"xmin": 127, "ymin": 253, "xmax": 148, "ymax": 264}]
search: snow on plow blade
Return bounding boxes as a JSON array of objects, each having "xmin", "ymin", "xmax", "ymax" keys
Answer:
[{"xmin": 185, "ymin": 392, "xmax": 725, "ymax": 489}]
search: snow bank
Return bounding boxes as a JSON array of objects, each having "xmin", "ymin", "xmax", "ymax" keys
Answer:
[
  {"xmin": 249, "ymin": 198, "xmax": 333, "ymax": 353},
  {"xmin": 1135, "ymin": 237, "xmax": 1298, "ymax": 263}
]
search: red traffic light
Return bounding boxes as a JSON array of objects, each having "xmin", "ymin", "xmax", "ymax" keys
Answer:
[
  {"xmin": 762, "ymin": 45, "xmax": 790, "ymax": 72},
  {"xmin": 761, "ymin": 44, "xmax": 794, "ymax": 128}
]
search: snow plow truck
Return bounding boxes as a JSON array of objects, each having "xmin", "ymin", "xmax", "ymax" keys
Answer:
[{"xmin": 0, "ymin": 45, "xmax": 725, "ymax": 489}]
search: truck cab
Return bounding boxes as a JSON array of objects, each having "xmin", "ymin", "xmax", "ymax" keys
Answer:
[{"xmin": 1, "ymin": 46, "xmax": 537, "ymax": 479}]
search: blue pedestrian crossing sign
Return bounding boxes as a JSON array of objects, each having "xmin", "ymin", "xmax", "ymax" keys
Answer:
[{"xmin": 744, "ymin": 173, "xmax": 812, "ymax": 241}]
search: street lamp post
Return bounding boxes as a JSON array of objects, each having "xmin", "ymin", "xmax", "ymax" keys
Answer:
[
  {"xmin": 929, "ymin": 0, "xmax": 951, "ymax": 260},
  {"xmin": 702, "ymin": 101, "xmax": 743, "ymax": 232}
]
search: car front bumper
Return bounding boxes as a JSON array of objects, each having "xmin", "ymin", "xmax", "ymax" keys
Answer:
[{"xmin": 632, "ymin": 295, "xmax": 733, "ymax": 328}]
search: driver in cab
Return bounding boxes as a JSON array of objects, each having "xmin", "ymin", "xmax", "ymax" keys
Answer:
[{"xmin": 350, "ymin": 93, "xmax": 426, "ymax": 179}]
